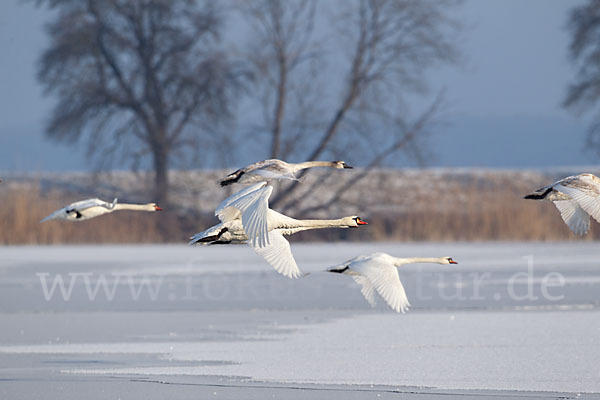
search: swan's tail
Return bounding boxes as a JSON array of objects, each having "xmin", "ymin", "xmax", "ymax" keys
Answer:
[
  {"xmin": 189, "ymin": 226, "xmax": 228, "ymax": 245},
  {"xmin": 524, "ymin": 187, "xmax": 552, "ymax": 200},
  {"xmin": 219, "ymin": 169, "xmax": 244, "ymax": 187},
  {"xmin": 327, "ymin": 264, "xmax": 349, "ymax": 274}
]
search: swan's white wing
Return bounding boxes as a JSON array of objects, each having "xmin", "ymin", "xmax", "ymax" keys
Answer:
[
  {"xmin": 40, "ymin": 198, "xmax": 111, "ymax": 222},
  {"xmin": 69, "ymin": 198, "xmax": 113, "ymax": 210},
  {"xmin": 40, "ymin": 208, "xmax": 68, "ymax": 223},
  {"xmin": 250, "ymin": 231, "xmax": 304, "ymax": 279},
  {"xmin": 352, "ymin": 275, "xmax": 377, "ymax": 307},
  {"xmin": 553, "ymin": 200, "xmax": 590, "ymax": 235},
  {"xmin": 555, "ymin": 184, "xmax": 600, "ymax": 224},
  {"xmin": 352, "ymin": 259, "xmax": 410, "ymax": 313},
  {"xmin": 252, "ymin": 168, "xmax": 298, "ymax": 181},
  {"xmin": 215, "ymin": 182, "xmax": 267, "ymax": 222},
  {"xmin": 227, "ymin": 185, "xmax": 273, "ymax": 248},
  {"xmin": 247, "ymin": 160, "xmax": 297, "ymax": 181}
]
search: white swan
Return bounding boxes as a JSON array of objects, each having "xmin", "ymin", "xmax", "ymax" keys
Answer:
[
  {"xmin": 218, "ymin": 181, "xmax": 359, "ymax": 248},
  {"xmin": 40, "ymin": 198, "xmax": 162, "ymax": 222},
  {"xmin": 219, "ymin": 159, "xmax": 352, "ymax": 186},
  {"xmin": 328, "ymin": 253, "xmax": 457, "ymax": 313},
  {"xmin": 524, "ymin": 173, "xmax": 600, "ymax": 235},
  {"xmin": 189, "ymin": 209, "xmax": 368, "ymax": 279}
]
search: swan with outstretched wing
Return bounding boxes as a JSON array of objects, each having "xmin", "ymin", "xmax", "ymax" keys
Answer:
[
  {"xmin": 328, "ymin": 253, "xmax": 457, "ymax": 313},
  {"xmin": 40, "ymin": 198, "xmax": 162, "ymax": 222},
  {"xmin": 190, "ymin": 207, "xmax": 368, "ymax": 279},
  {"xmin": 524, "ymin": 173, "xmax": 600, "ymax": 235}
]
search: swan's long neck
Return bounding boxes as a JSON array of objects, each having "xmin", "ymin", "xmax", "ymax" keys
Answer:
[
  {"xmin": 392, "ymin": 257, "xmax": 446, "ymax": 267},
  {"xmin": 113, "ymin": 203, "xmax": 156, "ymax": 212},
  {"xmin": 292, "ymin": 161, "xmax": 337, "ymax": 172},
  {"xmin": 277, "ymin": 218, "xmax": 351, "ymax": 234}
]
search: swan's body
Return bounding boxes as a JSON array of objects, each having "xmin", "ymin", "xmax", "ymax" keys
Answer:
[
  {"xmin": 524, "ymin": 173, "xmax": 600, "ymax": 235},
  {"xmin": 328, "ymin": 253, "xmax": 457, "ymax": 313},
  {"xmin": 40, "ymin": 198, "xmax": 162, "ymax": 222},
  {"xmin": 189, "ymin": 208, "xmax": 367, "ymax": 279},
  {"xmin": 216, "ymin": 181, "xmax": 362, "ymax": 248},
  {"xmin": 219, "ymin": 159, "xmax": 352, "ymax": 187}
]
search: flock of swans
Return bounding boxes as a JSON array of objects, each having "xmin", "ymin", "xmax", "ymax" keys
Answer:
[{"xmin": 9, "ymin": 161, "xmax": 599, "ymax": 313}]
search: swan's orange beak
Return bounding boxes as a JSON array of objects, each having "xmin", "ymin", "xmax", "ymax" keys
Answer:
[
  {"xmin": 155, "ymin": 205, "xmax": 163, "ymax": 211},
  {"xmin": 357, "ymin": 218, "xmax": 368, "ymax": 225},
  {"xmin": 449, "ymin": 259, "xmax": 458, "ymax": 264}
]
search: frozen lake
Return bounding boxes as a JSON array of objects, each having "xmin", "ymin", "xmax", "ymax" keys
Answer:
[{"xmin": 1, "ymin": 242, "xmax": 600, "ymax": 399}]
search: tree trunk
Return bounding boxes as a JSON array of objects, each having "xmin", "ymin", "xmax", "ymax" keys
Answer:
[
  {"xmin": 153, "ymin": 145, "xmax": 169, "ymax": 206},
  {"xmin": 271, "ymin": 59, "xmax": 287, "ymax": 158}
]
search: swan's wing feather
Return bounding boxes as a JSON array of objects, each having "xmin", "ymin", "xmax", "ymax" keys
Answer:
[
  {"xmin": 215, "ymin": 182, "xmax": 267, "ymax": 222},
  {"xmin": 40, "ymin": 198, "xmax": 109, "ymax": 222},
  {"xmin": 553, "ymin": 200, "xmax": 590, "ymax": 235},
  {"xmin": 250, "ymin": 231, "xmax": 304, "ymax": 279},
  {"xmin": 351, "ymin": 275, "xmax": 377, "ymax": 307},
  {"xmin": 217, "ymin": 206, "xmax": 241, "ymax": 222},
  {"xmin": 243, "ymin": 159, "xmax": 280, "ymax": 173},
  {"xmin": 252, "ymin": 168, "xmax": 298, "ymax": 181},
  {"xmin": 40, "ymin": 208, "xmax": 66, "ymax": 223},
  {"xmin": 557, "ymin": 174, "xmax": 600, "ymax": 194},
  {"xmin": 228, "ymin": 185, "xmax": 273, "ymax": 248},
  {"xmin": 555, "ymin": 183, "xmax": 600, "ymax": 224},
  {"xmin": 69, "ymin": 198, "xmax": 111, "ymax": 210},
  {"xmin": 352, "ymin": 259, "xmax": 410, "ymax": 313}
]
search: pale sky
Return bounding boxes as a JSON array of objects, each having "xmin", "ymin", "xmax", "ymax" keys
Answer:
[{"xmin": 0, "ymin": 0, "xmax": 594, "ymax": 171}]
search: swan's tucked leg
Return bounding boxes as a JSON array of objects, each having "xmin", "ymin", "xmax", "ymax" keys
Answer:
[{"xmin": 189, "ymin": 227, "xmax": 228, "ymax": 245}]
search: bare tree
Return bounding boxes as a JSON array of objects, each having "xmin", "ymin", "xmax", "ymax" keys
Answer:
[
  {"xmin": 36, "ymin": 0, "xmax": 239, "ymax": 205},
  {"xmin": 237, "ymin": 0, "xmax": 321, "ymax": 161},
  {"xmin": 564, "ymin": 0, "xmax": 600, "ymax": 153},
  {"xmin": 238, "ymin": 0, "xmax": 462, "ymax": 212}
]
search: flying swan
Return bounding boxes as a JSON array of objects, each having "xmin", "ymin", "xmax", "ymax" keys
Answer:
[
  {"xmin": 524, "ymin": 173, "xmax": 600, "ymax": 235},
  {"xmin": 219, "ymin": 159, "xmax": 353, "ymax": 187},
  {"xmin": 40, "ymin": 198, "xmax": 162, "ymax": 222},
  {"xmin": 218, "ymin": 160, "xmax": 354, "ymax": 248},
  {"xmin": 189, "ymin": 208, "xmax": 368, "ymax": 279},
  {"xmin": 328, "ymin": 253, "xmax": 458, "ymax": 313}
]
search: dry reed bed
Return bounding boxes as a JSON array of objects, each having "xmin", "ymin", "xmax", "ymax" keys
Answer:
[{"xmin": 0, "ymin": 169, "xmax": 597, "ymax": 244}]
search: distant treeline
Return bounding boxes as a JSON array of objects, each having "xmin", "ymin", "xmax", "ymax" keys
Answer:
[{"xmin": 0, "ymin": 169, "xmax": 598, "ymax": 244}]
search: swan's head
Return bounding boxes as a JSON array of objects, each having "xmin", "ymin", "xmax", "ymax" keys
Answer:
[
  {"xmin": 344, "ymin": 216, "xmax": 368, "ymax": 227},
  {"xmin": 333, "ymin": 160, "xmax": 353, "ymax": 169},
  {"xmin": 441, "ymin": 257, "xmax": 458, "ymax": 265},
  {"xmin": 149, "ymin": 203, "xmax": 162, "ymax": 211}
]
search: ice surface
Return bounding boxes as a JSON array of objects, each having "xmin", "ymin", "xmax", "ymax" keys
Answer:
[
  {"xmin": 2, "ymin": 311, "xmax": 599, "ymax": 392},
  {"xmin": 1, "ymin": 243, "xmax": 600, "ymax": 398}
]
